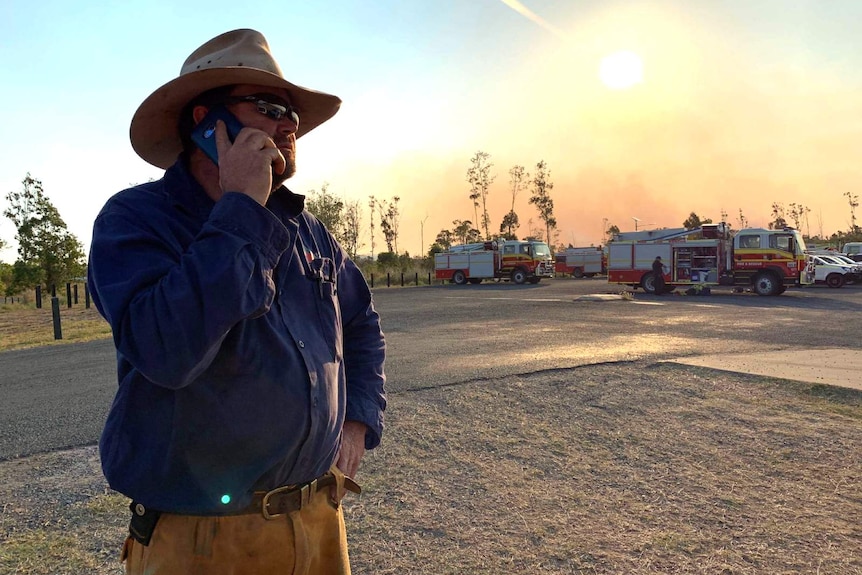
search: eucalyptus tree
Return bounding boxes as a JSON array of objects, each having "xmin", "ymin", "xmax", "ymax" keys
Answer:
[
  {"xmin": 3, "ymin": 173, "xmax": 85, "ymax": 291},
  {"xmin": 467, "ymin": 151, "xmax": 495, "ymax": 240},
  {"xmin": 528, "ymin": 161, "xmax": 557, "ymax": 246}
]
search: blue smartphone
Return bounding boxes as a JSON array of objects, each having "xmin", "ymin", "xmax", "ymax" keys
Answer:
[{"xmin": 190, "ymin": 105, "xmax": 245, "ymax": 165}]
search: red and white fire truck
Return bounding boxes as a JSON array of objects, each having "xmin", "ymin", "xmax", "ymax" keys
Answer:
[
  {"xmin": 607, "ymin": 224, "xmax": 811, "ymax": 295},
  {"xmin": 555, "ymin": 247, "xmax": 607, "ymax": 278},
  {"xmin": 435, "ymin": 240, "xmax": 555, "ymax": 284}
]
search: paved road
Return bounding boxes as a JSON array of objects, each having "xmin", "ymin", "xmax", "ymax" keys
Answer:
[
  {"xmin": 2, "ymin": 280, "xmax": 860, "ymax": 460},
  {"xmin": 0, "ymin": 340, "xmax": 117, "ymax": 460}
]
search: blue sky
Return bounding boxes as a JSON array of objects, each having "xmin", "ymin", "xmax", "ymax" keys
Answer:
[{"xmin": 2, "ymin": 0, "xmax": 861, "ymax": 261}]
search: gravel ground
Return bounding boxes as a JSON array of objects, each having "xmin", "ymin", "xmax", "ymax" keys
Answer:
[{"xmin": 2, "ymin": 361, "xmax": 860, "ymax": 574}]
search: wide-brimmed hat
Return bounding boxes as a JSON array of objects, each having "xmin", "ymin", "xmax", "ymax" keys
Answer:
[{"xmin": 130, "ymin": 29, "xmax": 342, "ymax": 169}]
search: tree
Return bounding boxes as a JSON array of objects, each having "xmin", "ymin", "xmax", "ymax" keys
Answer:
[
  {"xmin": 528, "ymin": 160, "xmax": 557, "ymax": 245},
  {"xmin": 0, "ymin": 261, "xmax": 13, "ymax": 297},
  {"xmin": 501, "ymin": 165, "xmax": 527, "ymax": 240},
  {"xmin": 305, "ymin": 182, "xmax": 345, "ymax": 242},
  {"xmin": 8, "ymin": 260, "xmax": 42, "ymax": 295},
  {"xmin": 682, "ymin": 212, "xmax": 713, "ymax": 229},
  {"xmin": 341, "ymin": 199, "xmax": 363, "ymax": 259},
  {"xmin": 368, "ymin": 196, "xmax": 377, "ymax": 260},
  {"xmin": 526, "ymin": 218, "xmax": 544, "ymax": 241},
  {"xmin": 428, "ymin": 242, "xmax": 446, "ymax": 256},
  {"xmin": 3, "ymin": 174, "xmax": 85, "ymax": 291},
  {"xmin": 768, "ymin": 202, "xmax": 788, "ymax": 230},
  {"xmin": 845, "ymin": 191, "xmax": 859, "ymax": 234},
  {"xmin": 788, "ymin": 202, "xmax": 811, "ymax": 235},
  {"xmin": 499, "ymin": 212, "xmax": 520, "ymax": 240},
  {"xmin": 450, "ymin": 219, "xmax": 481, "ymax": 245},
  {"xmin": 378, "ymin": 197, "xmax": 401, "ymax": 254},
  {"xmin": 467, "ymin": 151, "xmax": 495, "ymax": 240},
  {"xmin": 604, "ymin": 223, "xmax": 620, "ymax": 245},
  {"xmin": 433, "ymin": 229, "xmax": 454, "ymax": 252},
  {"xmin": 737, "ymin": 209, "xmax": 749, "ymax": 230}
]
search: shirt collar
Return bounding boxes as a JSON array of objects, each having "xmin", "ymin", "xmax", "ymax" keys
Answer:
[{"xmin": 164, "ymin": 159, "xmax": 307, "ymax": 219}]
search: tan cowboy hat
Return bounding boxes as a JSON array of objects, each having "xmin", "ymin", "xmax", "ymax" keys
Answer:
[{"xmin": 130, "ymin": 29, "xmax": 342, "ymax": 169}]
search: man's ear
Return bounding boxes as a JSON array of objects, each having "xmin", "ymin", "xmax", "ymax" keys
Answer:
[{"xmin": 192, "ymin": 105, "xmax": 209, "ymax": 125}]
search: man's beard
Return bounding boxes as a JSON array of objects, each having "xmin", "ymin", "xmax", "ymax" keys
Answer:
[{"xmin": 271, "ymin": 156, "xmax": 296, "ymax": 190}]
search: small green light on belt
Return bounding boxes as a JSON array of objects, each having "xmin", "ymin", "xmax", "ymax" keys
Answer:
[{"xmin": 221, "ymin": 494, "xmax": 231, "ymax": 505}]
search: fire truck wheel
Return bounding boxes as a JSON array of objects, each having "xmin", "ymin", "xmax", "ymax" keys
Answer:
[
  {"xmin": 753, "ymin": 271, "xmax": 781, "ymax": 296},
  {"xmin": 511, "ymin": 269, "xmax": 528, "ymax": 284},
  {"xmin": 640, "ymin": 272, "xmax": 658, "ymax": 294},
  {"xmin": 572, "ymin": 268, "xmax": 584, "ymax": 278},
  {"xmin": 452, "ymin": 270, "xmax": 467, "ymax": 285},
  {"xmin": 826, "ymin": 273, "xmax": 845, "ymax": 288}
]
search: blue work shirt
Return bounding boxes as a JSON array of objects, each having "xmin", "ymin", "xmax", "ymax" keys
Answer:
[{"xmin": 88, "ymin": 160, "xmax": 386, "ymax": 515}]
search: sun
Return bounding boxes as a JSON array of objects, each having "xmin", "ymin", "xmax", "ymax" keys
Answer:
[{"xmin": 599, "ymin": 51, "xmax": 644, "ymax": 90}]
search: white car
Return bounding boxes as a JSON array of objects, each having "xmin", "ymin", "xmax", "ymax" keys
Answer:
[
  {"xmin": 805, "ymin": 255, "xmax": 855, "ymax": 288},
  {"xmin": 829, "ymin": 253, "xmax": 862, "ymax": 267},
  {"xmin": 818, "ymin": 255, "xmax": 862, "ymax": 283}
]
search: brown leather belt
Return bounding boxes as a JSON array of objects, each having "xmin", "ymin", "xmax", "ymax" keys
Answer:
[{"xmin": 246, "ymin": 473, "xmax": 361, "ymax": 519}]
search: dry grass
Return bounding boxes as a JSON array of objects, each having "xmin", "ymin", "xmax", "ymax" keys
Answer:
[
  {"xmin": 0, "ymin": 447, "xmax": 127, "ymax": 574},
  {"xmin": 0, "ymin": 303, "xmax": 110, "ymax": 352},
  {"xmin": 1, "ymin": 363, "xmax": 860, "ymax": 574},
  {"xmin": 345, "ymin": 364, "xmax": 861, "ymax": 574}
]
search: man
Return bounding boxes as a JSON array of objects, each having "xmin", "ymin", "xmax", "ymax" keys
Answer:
[
  {"xmin": 88, "ymin": 29, "xmax": 386, "ymax": 574},
  {"xmin": 652, "ymin": 255, "xmax": 667, "ymax": 295}
]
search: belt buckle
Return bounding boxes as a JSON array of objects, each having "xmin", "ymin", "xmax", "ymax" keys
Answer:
[
  {"xmin": 260, "ymin": 480, "xmax": 317, "ymax": 520},
  {"xmin": 261, "ymin": 484, "xmax": 296, "ymax": 520}
]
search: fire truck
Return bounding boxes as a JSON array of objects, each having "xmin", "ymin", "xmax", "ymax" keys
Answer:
[
  {"xmin": 555, "ymin": 247, "xmax": 607, "ymax": 278},
  {"xmin": 607, "ymin": 224, "xmax": 811, "ymax": 295},
  {"xmin": 434, "ymin": 240, "xmax": 555, "ymax": 284}
]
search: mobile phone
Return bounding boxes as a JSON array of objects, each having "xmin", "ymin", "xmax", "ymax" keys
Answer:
[{"xmin": 190, "ymin": 105, "xmax": 245, "ymax": 165}]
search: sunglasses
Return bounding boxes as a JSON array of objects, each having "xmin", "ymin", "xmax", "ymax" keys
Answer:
[{"xmin": 223, "ymin": 94, "xmax": 300, "ymax": 127}]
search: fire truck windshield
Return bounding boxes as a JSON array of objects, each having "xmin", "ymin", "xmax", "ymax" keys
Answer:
[
  {"xmin": 532, "ymin": 243, "xmax": 551, "ymax": 258},
  {"xmin": 770, "ymin": 232, "xmax": 805, "ymax": 253}
]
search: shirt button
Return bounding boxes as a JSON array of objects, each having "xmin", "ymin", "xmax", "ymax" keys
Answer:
[
  {"xmin": 312, "ymin": 397, "xmax": 319, "ymax": 407},
  {"xmin": 298, "ymin": 340, "xmax": 305, "ymax": 348}
]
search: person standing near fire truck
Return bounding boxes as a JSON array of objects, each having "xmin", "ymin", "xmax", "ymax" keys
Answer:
[{"xmin": 652, "ymin": 256, "xmax": 667, "ymax": 294}]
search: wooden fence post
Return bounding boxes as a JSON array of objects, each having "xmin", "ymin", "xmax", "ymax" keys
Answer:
[{"xmin": 51, "ymin": 297, "xmax": 62, "ymax": 340}]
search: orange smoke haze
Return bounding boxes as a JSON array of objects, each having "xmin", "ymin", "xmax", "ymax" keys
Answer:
[{"xmin": 294, "ymin": 3, "xmax": 862, "ymax": 255}]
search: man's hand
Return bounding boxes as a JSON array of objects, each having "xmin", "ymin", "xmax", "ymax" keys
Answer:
[
  {"xmin": 336, "ymin": 420, "xmax": 367, "ymax": 479},
  {"xmin": 331, "ymin": 421, "xmax": 367, "ymax": 503},
  {"xmin": 214, "ymin": 120, "xmax": 286, "ymax": 206}
]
